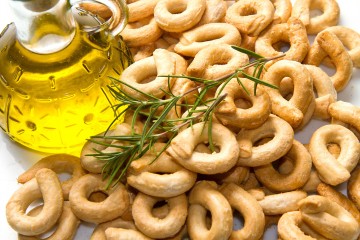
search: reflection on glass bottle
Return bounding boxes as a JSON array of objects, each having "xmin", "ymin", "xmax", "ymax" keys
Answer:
[{"xmin": 0, "ymin": 0, "xmax": 132, "ymax": 153}]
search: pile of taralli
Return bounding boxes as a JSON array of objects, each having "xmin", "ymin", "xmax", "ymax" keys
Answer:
[{"xmin": 6, "ymin": 0, "xmax": 360, "ymax": 239}]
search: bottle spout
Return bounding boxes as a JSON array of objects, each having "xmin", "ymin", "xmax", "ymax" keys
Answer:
[{"xmin": 9, "ymin": 0, "xmax": 76, "ymax": 54}]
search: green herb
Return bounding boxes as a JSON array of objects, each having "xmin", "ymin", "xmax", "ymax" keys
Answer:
[{"xmin": 89, "ymin": 46, "xmax": 283, "ymax": 188}]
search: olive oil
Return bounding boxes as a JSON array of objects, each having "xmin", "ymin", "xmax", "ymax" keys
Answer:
[{"xmin": 0, "ymin": 22, "xmax": 131, "ymax": 153}]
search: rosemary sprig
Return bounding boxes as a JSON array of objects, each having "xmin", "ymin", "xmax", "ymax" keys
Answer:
[{"xmin": 89, "ymin": 46, "xmax": 282, "ymax": 188}]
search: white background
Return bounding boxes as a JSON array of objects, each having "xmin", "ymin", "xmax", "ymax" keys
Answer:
[{"xmin": 0, "ymin": 0, "xmax": 360, "ymax": 239}]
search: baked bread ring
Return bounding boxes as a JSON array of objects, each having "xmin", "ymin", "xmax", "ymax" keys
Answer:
[
  {"xmin": 90, "ymin": 217, "xmax": 135, "ymax": 240},
  {"xmin": 18, "ymin": 202, "xmax": 80, "ymax": 240},
  {"xmin": 127, "ymin": 143, "xmax": 197, "ymax": 198},
  {"xmin": 187, "ymin": 44, "xmax": 249, "ymax": 80},
  {"xmin": 329, "ymin": 101, "xmax": 360, "ymax": 138},
  {"xmin": 309, "ymin": 124, "xmax": 360, "ymax": 186},
  {"xmin": 304, "ymin": 31, "xmax": 353, "ymax": 92},
  {"xmin": 220, "ymin": 183, "xmax": 265, "ymax": 240},
  {"xmin": 166, "ymin": 122, "xmax": 239, "ymax": 174},
  {"xmin": 174, "ymin": 23, "xmax": 241, "ymax": 57},
  {"xmin": 299, "ymin": 195, "xmax": 360, "ymax": 240},
  {"xmin": 254, "ymin": 140, "xmax": 312, "ymax": 192},
  {"xmin": 237, "ymin": 114, "xmax": 294, "ymax": 167},
  {"xmin": 17, "ymin": 154, "xmax": 86, "ymax": 200},
  {"xmin": 304, "ymin": 65, "xmax": 337, "ymax": 120},
  {"xmin": 263, "ymin": 60, "xmax": 314, "ymax": 128},
  {"xmin": 291, "ymin": 0, "xmax": 340, "ymax": 35},
  {"xmin": 154, "ymin": 0, "xmax": 206, "ymax": 32},
  {"xmin": 121, "ymin": 16, "xmax": 163, "ymax": 47},
  {"xmin": 258, "ymin": 190, "xmax": 307, "ymax": 215},
  {"xmin": 188, "ymin": 181, "xmax": 233, "ymax": 240},
  {"xmin": 119, "ymin": 48, "xmax": 176, "ymax": 100},
  {"xmin": 278, "ymin": 211, "xmax": 317, "ymax": 240},
  {"xmin": 69, "ymin": 174, "xmax": 130, "ymax": 223},
  {"xmin": 270, "ymin": 0, "xmax": 292, "ymax": 24},
  {"xmin": 255, "ymin": 18, "xmax": 309, "ymax": 63},
  {"xmin": 215, "ymin": 78, "xmax": 271, "ymax": 129},
  {"xmin": 322, "ymin": 26, "xmax": 360, "ymax": 68},
  {"xmin": 127, "ymin": 0, "xmax": 160, "ymax": 23},
  {"xmin": 6, "ymin": 169, "xmax": 63, "ymax": 236},
  {"xmin": 196, "ymin": 0, "xmax": 227, "ymax": 26},
  {"xmin": 105, "ymin": 228, "xmax": 152, "ymax": 240},
  {"xmin": 348, "ymin": 167, "xmax": 360, "ymax": 211},
  {"xmin": 132, "ymin": 193, "xmax": 188, "ymax": 239},
  {"xmin": 209, "ymin": 166, "xmax": 250, "ymax": 185},
  {"xmin": 240, "ymin": 33, "xmax": 257, "ymax": 52},
  {"xmin": 80, "ymin": 122, "xmax": 134, "ymax": 173},
  {"xmin": 225, "ymin": 0, "xmax": 274, "ymax": 36},
  {"xmin": 317, "ymin": 183, "xmax": 360, "ymax": 225}
]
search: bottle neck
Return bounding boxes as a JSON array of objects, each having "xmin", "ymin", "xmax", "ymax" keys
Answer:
[{"xmin": 9, "ymin": 0, "xmax": 76, "ymax": 54}]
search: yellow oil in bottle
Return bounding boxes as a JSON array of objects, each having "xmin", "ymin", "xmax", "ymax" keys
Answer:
[{"xmin": 0, "ymin": 22, "xmax": 132, "ymax": 153}]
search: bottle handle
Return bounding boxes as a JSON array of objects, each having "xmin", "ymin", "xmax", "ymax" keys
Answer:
[{"xmin": 71, "ymin": 0, "xmax": 128, "ymax": 36}]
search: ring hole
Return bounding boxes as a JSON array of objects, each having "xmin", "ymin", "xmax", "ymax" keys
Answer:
[
  {"xmin": 167, "ymin": 2, "xmax": 187, "ymax": 14},
  {"xmin": 205, "ymin": 210, "xmax": 212, "ymax": 229},
  {"xmin": 319, "ymin": 63, "xmax": 336, "ymax": 77},
  {"xmin": 239, "ymin": 6, "xmax": 257, "ymax": 16},
  {"xmin": 89, "ymin": 191, "xmax": 108, "ymax": 202},
  {"xmin": 152, "ymin": 201, "xmax": 169, "ymax": 219},
  {"xmin": 58, "ymin": 172, "xmax": 72, "ymax": 182},
  {"xmin": 326, "ymin": 143, "xmax": 341, "ymax": 158},
  {"xmin": 195, "ymin": 143, "xmax": 220, "ymax": 153},
  {"xmin": 233, "ymin": 210, "xmax": 245, "ymax": 230},
  {"xmin": 254, "ymin": 136, "xmax": 273, "ymax": 147},
  {"xmin": 273, "ymin": 41, "xmax": 291, "ymax": 53},
  {"xmin": 274, "ymin": 157, "xmax": 294, "ymax": 175},
  {"xmin": 279, "ymin": 77, "xmax": 294, "ymax": 100},
  {"xmin": 234, "ymin": 98, "xmax": 253, "ymax": 109}
]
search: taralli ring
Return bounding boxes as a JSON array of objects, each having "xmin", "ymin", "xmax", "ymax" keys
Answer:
[
  {"xmin": 6, "ymin": 169, "xmax": 63, "ymax": 236},
  {"xmin": 127, "ymin": 143, "xmax": 197, "ymax": 198},
  {"xmin": 255, "ymin": 18, "xmax": 309, "ymax": 63},
  {"xmin": 215, "ymin": 78, "xmax": 271, "ymax": 129},
  {"xmin": 18, "ymin": 201, "xmax": 80, "ymax": 240},
  {"xmin": 69, "ymin": 174, "xmax": 130, "ymax": 223},
  {"xmin": 263, "ymin": 60, "xmax": 314, "ymax": 129},
  {"xmin": 196, "ymin": 0, "xmax": 227, "ymax": 26},
  {"xmin": 329, "ymin": 101, "xmax": 360, "ymax": 136},
  {"xmin": 317, "ymin": 183, "xmax": 360, "ymax": 224},
  {"xmin": 105, "ymin": 228, "xmax": 151, "ymax": 240},
  {"xmin": 236, "ymin": 114, "xmax": 294, "ymax": 167},
  {"xmin": 225, "ymin": 0, "xmax": 274, "ymax": 36},
  {"xmin": 132, "ymin": 193, "xmax": 188, "ymax": 239},
  {"xmin": 309, "ymin": 124, "xmax": 360, "ymax": 186},
  {"xmin": 121, "ymin": 16, "xmax": 163, "ymax": 47},
  {"xmin": 258, "ymin": 190, "xmax": 308, "ymax": 215},
  {"xmin": 299, "ymin": 195, "xmax": 360, "ymax": 240},
  {"xmin": 220, "ymin": 183, "xmax": 265, "ymax": 240},
  {"xmin": 291, "ymin": 0, "xmax": 340, "ymax": 34},
  {"xmin": 305, "ymin": 65, "xmax": 337, "ymax": 120},
  {"xmin": 119, "ymin": 48, "xmax": 176, "ymax": 100},
  {"xmin": 174, "ymin": 23, "xmax": 241, "ymax": 57},
  {"xmin": 187, "ymin": 44, "xmax": 249, "ymax": 80},
  {"xmin": 323, "ymin": 26, "xmax": 360, "ymax": 68},
  {"xmin": 17, "ymin": 154, "xmax": 86, "ymax": 200},
  {"xmin": 188, "ymin": 181, "xmax": 233, "ymax": 240},
  {"xmin": 90, "ymin": 217, "xmax": 136, "ymax": 240},
  {"xmin": 254, "ymin": 140, "xmax": 312, "ymax": 192},
  {"xmin": 278, "ymin": 211, "xmax": 317, "ymax": 240},
  {"xmin": 304, "ymin": 31, "xmax": 353, "ymax": 92},
  {"xmin": 166, "ymin": 122, "xmax": 239, "ymax": 174},
  {"xmin": 348, "ymin": 167, "xmax": 360, "ymax": 211},
  {"xmin": 270, "ymin": 0, "xmax": 292, "ymax": 24},
  {"xmin": 127, "ymin": 0, "xmax": 160, "ymax": 23},
  {"xmin": 154, "ymin": 0, "xmax": 206, "ymax": 32}
]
